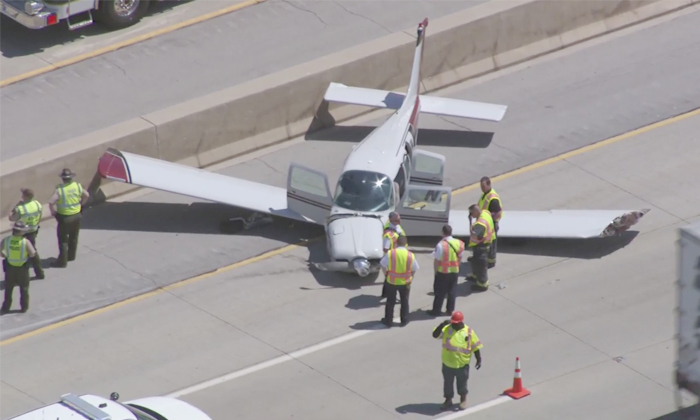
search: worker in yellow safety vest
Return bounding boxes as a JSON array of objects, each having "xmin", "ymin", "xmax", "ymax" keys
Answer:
[
  {"xmin": 380, "ymin": 235, "xmax": 418, "ymax": 327},
  {"xmin": 432, "ymin": 311, "xmax": 483, "ymax": 411},
  {"xmin": 381, "ymin": 212, "xmax": 408, "ymax": 303},
  {"xmin": 478, "ymin": 176, "xmax": 503, "ymax": 268},
  {"xmin": 48, "ymin": 168, "xmax": 90, "ymax": 268},
  {"xmin": 1, "ymin": 221, "xmax": 36, "ymax": 314},
  {"xmin": 9, "ymin": 188, "xmax": 45, "ymax": 279},
  {"xmin": 428, "ymin": 224, "xmax": 465, "ymax": 316},
  {"xmin": 465, "ymin": 204, "xmax": 494, "ymax": 290}
]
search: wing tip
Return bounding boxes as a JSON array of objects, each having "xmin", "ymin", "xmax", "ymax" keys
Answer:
[
  {"xmin": 98, "ymin": 148, "xmax": 131, "ymax": 184},
  {"xmin": 599, "ymin": 209, "xmax": 651, "ymax": 237}
]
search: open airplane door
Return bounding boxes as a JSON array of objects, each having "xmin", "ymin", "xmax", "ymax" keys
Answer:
[
  {"xmin": 287, "ymin": 163, "xmax": 333, "ymax": 224},
  {"xmin": 409, "ymin": 149, "xmax": 445, "ymax": 186},
  {"xmin": 397, "ymin": 184, "xmax": 452, "ymax": 236}
]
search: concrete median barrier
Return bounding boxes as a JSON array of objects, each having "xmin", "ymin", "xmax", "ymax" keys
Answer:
[{"xmin": 1, "ymin": 0, "xmax": 696, "ymax": 231}]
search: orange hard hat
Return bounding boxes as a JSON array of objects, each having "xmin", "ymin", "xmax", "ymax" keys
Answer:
[{"xmin": 451, "ymin": 311, "xmax": 464, "ymax": 323}]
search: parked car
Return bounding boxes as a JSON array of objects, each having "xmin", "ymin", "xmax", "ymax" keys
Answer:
[{"xmin": 9, "ymin": 392, "xmax": 213, "ymax": 420}]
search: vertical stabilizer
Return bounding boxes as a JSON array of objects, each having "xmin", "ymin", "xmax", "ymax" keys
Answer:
[{"xmin": 404, "ymin": 18, "xmax": 428, "ymax": 107}]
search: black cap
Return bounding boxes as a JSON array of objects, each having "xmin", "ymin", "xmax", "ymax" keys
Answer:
[{"xmin": 60, "ymin": 168, "xmax": 76, "ymax": 179}]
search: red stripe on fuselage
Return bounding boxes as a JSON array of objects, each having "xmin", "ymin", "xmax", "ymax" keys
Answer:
[{"xmin": 409, "ymin": 95, "xmax": 420, "ymax": 129}]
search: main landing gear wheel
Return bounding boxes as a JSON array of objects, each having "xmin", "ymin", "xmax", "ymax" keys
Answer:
[{"xmin": 219, "ymin": 213, "xmax": 274, "ymax": 234}]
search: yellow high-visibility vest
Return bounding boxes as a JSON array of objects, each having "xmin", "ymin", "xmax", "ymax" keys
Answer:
[
  {"xmin": 386, "ymin": 247, "xmax": 415, "ymax": 286},
  {"xmin": 4, "ymin": 235, "xmax": 29, "ymax": 267},
  {"xmin": 469, "ymin": 210, "xmax": 494, "ymax": 248},
  {"xmin": 437, "ymin": 238, "xmax": 464, "ymax": 273},
  {"xmin": 383, "ymin": 229, "xmax": 399, "ymax": 251},
  {"xmin": 437, "ymin": 324, "xmax": 483, "ymax": 369},
  {"xmin": 16, "ymin": 200, "xmax": 42, "ymax": 232},
  {"xmin": 56, "ymin": 182, "xmax": 83, "ymax": 216},
  {"xmin": 478, "ymin": 188, "xmax": 503, "ymax": 222}
]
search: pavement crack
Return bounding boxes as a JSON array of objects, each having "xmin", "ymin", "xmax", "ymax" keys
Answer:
[
  {"xmin": 562, "ymin": 158, "xmax": 687, "ymax": 223},
  {"xmin": 1, "ymin": 380, "xmax": 46, "ymax": 406},
  {"xmin": 333, "ymin": 2, "xmax": 392, "ymax": 34},
  {"xmin": 437, "ymin": 116, "xmax": 474, "ymax": 132},
  {"xmin": 102, "ymin": 56, "xmax": 131, "ymax": 81},
  {"xmin": 528, "ymin": 358, "xmax": 610, "ymax": 388},
  {"xmin": 82, "ymin": 245, "xmax": 157, "ymax": 287},
  {"xmin": 257, "ymin": 158, "xmax": 284, "ymax": 176},
  {"xmin": 292, "ymin": 361, "xmax": 397, "ymax": 417},
  {"xmin": 489, "ymin": 279, "xmax": 614, "ymax": 360},
  {"xmin": 282, "ymin": 0, "xmax": 327, "ymax": 27}
]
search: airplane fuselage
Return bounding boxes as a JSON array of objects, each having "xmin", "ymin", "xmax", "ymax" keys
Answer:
[{"xmin": 322, "ymin": 101, "xmax": 423, "ymax": 276}]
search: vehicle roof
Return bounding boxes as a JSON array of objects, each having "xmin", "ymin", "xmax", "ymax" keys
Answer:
[
  {"xmin": 10, "ymin": 394, "xmax": 135, "ymax": 420},
  {"xmin": 340, "ymin": 110, "xmax": 408, "ymax": 177}
]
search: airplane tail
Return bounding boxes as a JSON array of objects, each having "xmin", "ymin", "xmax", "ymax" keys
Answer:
[
  {"xmin": 404, "ymin": 18, "xmax": 428, "ymax": 106},
  {"xmin": 323, "ymin": 18, "xmax": 509, "ymax": 122}
]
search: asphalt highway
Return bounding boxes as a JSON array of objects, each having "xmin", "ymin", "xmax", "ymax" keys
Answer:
[
  {"xmin": 2, "ymin": 5, "xmax": 700, "ymax": 420},
  {"xmin": 0, "ymin": 0, "xmax": 484, "ymax": 160}
]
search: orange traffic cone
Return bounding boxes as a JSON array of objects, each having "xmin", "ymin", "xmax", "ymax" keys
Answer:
[{"xmin": 504, "ymin": 357, "xmax": 531, "ymax": 399}]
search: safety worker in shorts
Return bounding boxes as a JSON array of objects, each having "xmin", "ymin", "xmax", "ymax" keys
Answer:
[
  {"xmin": 8, "ymin": 188, "xmax": 45, "ymax": 279},
  {"xmin": 380, "ymin": 211, "xmax": 407, "ymax": 303},
  {"xmin": 477, "ymin": 177, "xmax": 503, "ymax": 268},
  {"xmin": 48, "ymin": 168, "xmax": 89, "ymax": 268},
  {"xmin": 432, "ymin": 311, "xmax": 483, "ymax": 411},
  {"xmin": 380, "ymin": 235, "xmax": 418, "ymax": 327},
  {"xmin": 1, "ymin": 221, "xmax": 36, "ymax": 314},
  {"xmin": 465, "ymin": 204, "xmax": 494, "ymax": 291},
  {"xmin": 428, "ymin": 224, "xmax": 464, "ymax": 316}
]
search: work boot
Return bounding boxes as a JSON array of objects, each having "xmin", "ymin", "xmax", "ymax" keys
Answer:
[
  {"xmin": 488, "ymin": 262, "xmax": 496, "ymax": 269},
  {"xmin": 467, "ymin": 256, "xmax": 473, "ymax": 263},
  {"xmin": 440, "ymin": 398, "xmax": 453, "ymax": 410},
  {"xmin": 459, "ymin": 395, "xmax": 467, "ymax": 410},
  {"xmin": 32, "ymin": 256, "xmax": 45, "ymax": 279},
  {"xmin": 465, "ymin": 274, "xmax": 476, "ymax": 282}
]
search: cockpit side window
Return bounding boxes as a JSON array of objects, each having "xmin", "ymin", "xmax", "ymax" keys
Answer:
[{"xmin": 394, "ymin": 165, "xmax": 406, "ymax": 200}]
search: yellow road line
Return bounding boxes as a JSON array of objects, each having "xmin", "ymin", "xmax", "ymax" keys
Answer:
[
  {"xmin": 0, "ymin": 0, "xmax": 265, "ymax": 88},
  {"xmin": 2, "ymin": 106, "xmax": 698, "ymax": 347},
  {"xmin": 0, "ymin": 237, "xmax": 320, "ymax": 347},
  {"xmin": 451, "ymin": 106, "xmax": 700, "ymax": 195}
]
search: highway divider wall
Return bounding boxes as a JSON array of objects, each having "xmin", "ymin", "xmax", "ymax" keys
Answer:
[{"xmin": 1, "ymin": 0, "xmax": 696, "ymax": 230}]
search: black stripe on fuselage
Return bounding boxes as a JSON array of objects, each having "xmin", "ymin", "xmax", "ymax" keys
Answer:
[{"xmin": 287, "ymin": 192, "xmax": 332, "ymax": 210}]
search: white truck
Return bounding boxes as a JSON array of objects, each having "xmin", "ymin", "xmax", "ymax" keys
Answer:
[
  {"xmin": 676, "ymin": 221, "xmax": 700, "ymax": 416},
  {"xmin": 9, "ymin": 392, "xmax": 212, "ymax": 420},
  {"xmin": 0, "ymin": 0, "xmax": 168, "ymax": 31}
]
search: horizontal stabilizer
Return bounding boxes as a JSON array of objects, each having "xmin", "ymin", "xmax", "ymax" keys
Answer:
[
  {"xmin": 448, "ymin": 209, "xmax": 651, "ymax": 239},
  {"xmin": 97, "ymin": 149, "xmax": 314, "ymax": 224},
  {"xmin": 324, "ymin": 82, "xmax": 507, "ymax": 122}
]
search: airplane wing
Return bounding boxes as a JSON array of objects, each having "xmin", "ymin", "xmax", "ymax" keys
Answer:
[
  {"xmin": 97, "ymin": 148, "xmax": 315, "ymax": 224},
  {"xmin": 448, "ymin": 209, "xmax": 651, "ymax": 239},
  {"xmin": 324, "ymin": 82, "xmax": 508, "ymax": 122}
]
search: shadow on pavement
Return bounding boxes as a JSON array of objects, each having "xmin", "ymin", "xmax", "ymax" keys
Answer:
[
  {"xmin": 348, "ymin": 307, "xmax": 456, "ymax": 331},
  {"xmin": 395, "ymin": 402, "xmax": 444, "ymax": 416},
  {"xmin": 0, "ymin": 0, "xmax": 192, "ymax": 58},
  {"xmin": 305, "ymin": 125, "xmax": 493, "ymax": 149},
  {"xmin": 0, "ymin": 257, "xmax": 55, "ymax": 290},
  {"xmin": 651, "ymin": 404, "xmax": 700, "ymax": 420},
  {"xmin": 81, "ymin": 200, "xmax": 323, "ymax": 242}
]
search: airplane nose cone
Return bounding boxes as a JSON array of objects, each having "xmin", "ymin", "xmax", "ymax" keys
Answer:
[
  {"xmin": 352, "ymin": 258, "xmax": 371, "ymax": 277},
  {"xmin": 327, "ymin": 217, "xmax": 384, "ymax": 261}
]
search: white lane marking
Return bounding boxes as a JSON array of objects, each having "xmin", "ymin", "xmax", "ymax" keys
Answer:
[
  {"xmin": 439, "ymin": 395, "xmax": 513, "ymax": 419},
  {"xmin": 165, "ymin": 316, "xmax": 402, "ymax": 398}
]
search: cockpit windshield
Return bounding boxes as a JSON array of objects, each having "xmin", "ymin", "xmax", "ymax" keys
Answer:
[{"xmin": 333, "ymin": 170, "xmax": 393, "ymax": 212}]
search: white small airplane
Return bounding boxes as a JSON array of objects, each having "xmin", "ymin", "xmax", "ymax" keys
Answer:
[{"xmin": 97, "ymin": 18, "xmax": 649, "ymax": 277}]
